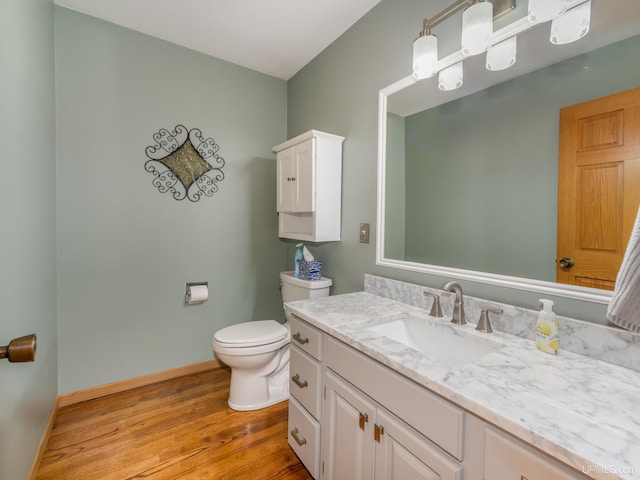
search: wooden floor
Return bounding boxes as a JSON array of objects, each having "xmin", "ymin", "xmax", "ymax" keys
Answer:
[{"xmin": 36, "ymin": 367, "xmax": 312, "ymax": 480}]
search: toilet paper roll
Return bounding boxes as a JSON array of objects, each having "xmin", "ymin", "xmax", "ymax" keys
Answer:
[{"xmin": 186, "ymin": 284, "xmax": 208, "ymax": 304}]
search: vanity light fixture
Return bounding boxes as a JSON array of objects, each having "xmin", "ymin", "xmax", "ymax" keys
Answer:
[
  {"xmin": 461, "ymin": 1, "xmax": 494, "ymax": 56},
  {"xmin": 550, "ymin": 0, "xmax": 591, "ymax": 45},
  {"xmin": 486, "ymin": 35, "xmax": 517, "ymax": 71},
  {"xmin": 413, "ymin": 27, "xmax": 439, "ymax": 79},
  {"xmin": 439, "ymin": 62, "xmax": 464, "ymax": 90},
  {"xmin": 528, "ymin": 0, "xmax": 568, "ymax": 23},
  {"xmin": 411, "ymin": 0, "xmax": 592, "ymax": 90}
]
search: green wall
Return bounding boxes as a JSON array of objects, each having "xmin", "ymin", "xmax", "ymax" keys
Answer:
[
  {"xmin": 0, "ymin": 0, "xmax": 58, "ymax": 478},
  {"xmin": 287, "ymin": 0, "xmax": 636, "ymax": 323},
  {"xmin": 55, "ymin": 8, "xmax": 287, "ymax": 393},
  {"xmin": 385, "ymin": 113, "xmax": 406, "ymax": 260}
]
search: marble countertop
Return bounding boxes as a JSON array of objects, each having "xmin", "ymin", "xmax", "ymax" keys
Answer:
[{"xmin": 286, "ymin": 291, "xmax": 640, "ymax": 480}]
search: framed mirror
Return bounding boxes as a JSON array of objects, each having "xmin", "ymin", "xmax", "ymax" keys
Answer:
[{"xmin": 376, "ymin": 1, "xmax": 640, "ymax": 304}]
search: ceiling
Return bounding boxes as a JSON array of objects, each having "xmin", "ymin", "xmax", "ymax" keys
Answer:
[{"xmin": 53, "ymin": 0, "xmax": 382, "ymax": 80}]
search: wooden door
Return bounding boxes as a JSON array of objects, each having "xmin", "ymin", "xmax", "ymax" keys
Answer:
[{"xmin": 557, "ymin": 87, "xmax": 640, "ymax": 289}]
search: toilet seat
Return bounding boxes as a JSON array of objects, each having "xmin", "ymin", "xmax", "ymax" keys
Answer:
[{"xmin": 214, "ymin": 320, "xmax": 288, "ymax": 348}]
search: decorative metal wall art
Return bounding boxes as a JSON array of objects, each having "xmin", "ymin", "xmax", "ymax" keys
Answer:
[{"xmin": 144, "ymin": 125, "xmax": 225, "ymax": 202}]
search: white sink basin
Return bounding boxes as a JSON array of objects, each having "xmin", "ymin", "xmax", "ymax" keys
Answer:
[{"xmin": 368, "ymin": 313, "xmax": 504, "ymax": 367}]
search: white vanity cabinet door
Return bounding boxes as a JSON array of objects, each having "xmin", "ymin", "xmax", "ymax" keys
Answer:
[
  {"xmin": 484, "ymin": 428, "xmax": 587, "ymax": 480},
  {"xmin": 323, "ymin": 371, "xmax": 376, "ymax": 480},
  {"xmin": 374, "ymin": 410, "xmax": 463, "ymax": 480},
  {"xmin": 323, "ymin": 370, "xmax": 463, "ymax": 480},
  {"xmin": 276, "ymin": 139, "xmax": 314, "ymax": 213}
]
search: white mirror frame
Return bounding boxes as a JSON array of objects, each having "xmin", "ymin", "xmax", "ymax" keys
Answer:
[{"xmin": 376, "ymin": 74, "xmax": 613, "ymax": 305}]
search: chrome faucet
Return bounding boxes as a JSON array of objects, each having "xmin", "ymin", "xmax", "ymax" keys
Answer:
[{"xmin": 441, "ymin": 281, "xmax": 466, "ymax": 325}]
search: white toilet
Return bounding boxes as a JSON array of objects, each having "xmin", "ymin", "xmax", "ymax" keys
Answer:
[{"xmin": 212, "ymin": 271, "xmax": 332, "ymax": 411}]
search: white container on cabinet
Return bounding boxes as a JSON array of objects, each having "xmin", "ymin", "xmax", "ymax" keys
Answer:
[{"xmin": 273, "ymin": 130, "xmax": 344, "ymax": 242}]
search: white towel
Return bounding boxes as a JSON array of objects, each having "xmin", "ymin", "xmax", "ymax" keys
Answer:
[{"xmin": 607, "ymin": 206, "xmax": 640, "ymax": 333}]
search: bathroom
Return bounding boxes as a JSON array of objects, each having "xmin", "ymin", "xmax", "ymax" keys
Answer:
[{"xmin": 2, "ymin": 0, "xmax": 640, "ymax": 478}]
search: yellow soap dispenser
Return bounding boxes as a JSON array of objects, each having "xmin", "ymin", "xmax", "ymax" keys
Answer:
[{"xmin": 536, "ymin": 299, "xmax": 559, "ymax": 354}]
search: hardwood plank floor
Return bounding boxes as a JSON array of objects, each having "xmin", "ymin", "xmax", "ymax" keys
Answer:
[{"xmin": 36, "ymin": 366, "xmax": 312, "ymax": 480}]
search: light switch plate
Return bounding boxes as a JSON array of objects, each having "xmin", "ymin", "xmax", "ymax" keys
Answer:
[{"xmin": 360, "ymin": 223, "xmax": 370, "ymax": 243}]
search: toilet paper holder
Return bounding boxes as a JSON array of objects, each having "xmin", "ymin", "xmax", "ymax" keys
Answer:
[
  {"xmin": 0, "ymin": 334, "xmax": 37, "ymax": 363},
  {"xmin": 185, "ymin": 282, "xmax": 208, "ymax": 305}
]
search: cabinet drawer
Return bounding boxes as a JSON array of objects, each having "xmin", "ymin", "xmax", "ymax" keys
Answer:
[
  {"xmin": 290, "ymin": 316, "xmax": 324, "ymax": 360},
  {"xmin": 288, "ymin": 396, "xmax": 320, "ymax": 479},
  {"xmin": 290, "ymin": 346, "xmax": 322, "ymax": 419},
  {"xmin": 484, "ymin": 428, "xmax": 586, "ymax": 480},
  {"xmin": 326, "ymin": 336, "xmax": 464, "ymax": 460}
]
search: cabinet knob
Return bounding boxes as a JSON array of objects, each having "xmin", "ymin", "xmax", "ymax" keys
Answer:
[
  {"xmin": 359, "ymin": 412, "xmax": 368, "ymax": 430},
  {"xmin": 374, "ymin": 424, "xmax": 384, "ymax": 442}
]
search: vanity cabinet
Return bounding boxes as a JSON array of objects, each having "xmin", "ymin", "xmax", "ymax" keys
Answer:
[
  {"xmin": 273, "ymin": 130, "xmax": 344, "ymax": 242},
  {"xmin": 323, "ymin": 336, "xmax": 464, "ymax": 480},
  {"xmin": 323, "ymin": 370, "xmax": 462, "ymax": 480},
  {"xmin": 287, "ymin": 315, "xmax": 589, "ymax": 480},
  {"xmin": 288, "ymin": 316, "xmax": 325, "ymax": 479}
]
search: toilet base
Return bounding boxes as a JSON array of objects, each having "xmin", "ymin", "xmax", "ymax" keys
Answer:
[
  {"xmin": 228, "ymin": 389, "xmax": 289, "ymax": 411},
  {"xmin": 225, "ymin": 346, "xmax": 290, "ymax": 411}
]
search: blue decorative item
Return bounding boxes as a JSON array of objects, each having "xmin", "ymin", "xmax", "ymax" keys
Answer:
[{"xmin": 299, "ymin": 260, "xmax": 323, "ymax": 281}]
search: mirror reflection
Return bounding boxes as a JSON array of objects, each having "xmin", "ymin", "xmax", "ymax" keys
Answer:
[{"xmin": 379, "ymin": 2, "xmax": 640, "ymax": 302}]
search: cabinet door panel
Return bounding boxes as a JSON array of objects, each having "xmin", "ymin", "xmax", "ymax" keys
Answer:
[
  {"xmin": 375, "ymin": 410, "xmax": 463, "ymax": 480},
  {"xmin": 323, "ymin": 371, "xmax": 375, "ymax": 480},
  {"xmin": 277, "ymin": 146, "xmax": 294, "ymax": 212},
  {"xmin": 294, "ymin": 138, "xmax": 315, "ymax": 212}
]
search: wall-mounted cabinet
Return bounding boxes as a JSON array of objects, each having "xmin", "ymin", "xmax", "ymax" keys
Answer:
[{"xmin": 273, "ymin": 130, "xmax": 344, "ymax": 242}]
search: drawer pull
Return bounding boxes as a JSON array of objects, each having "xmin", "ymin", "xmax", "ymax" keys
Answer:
[
  {"xmin": 521, "ymin": 477, "xmax": 529, "ymax": 480},
  {"xmin": 292, "ymin": 374, "xmax": 308, "ymax": 389},
  {"xmin": 290, "ymin": 428, "xmax": 307, "ymax": 446},
  {"xmin": 293, "ymin": 332, "xmax": 309, "ymax": 345},
  {"xmin": 359, "ymin": 412, "xmax": 368, "ymax": 430}
]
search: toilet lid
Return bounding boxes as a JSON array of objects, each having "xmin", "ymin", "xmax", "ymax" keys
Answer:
[{"xmin": 214, "ymin": 320, "xmax": 288, "ymax": 346}]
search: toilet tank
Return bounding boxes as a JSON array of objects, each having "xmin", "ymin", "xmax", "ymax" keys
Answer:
[{"xmin": 280, "ymin": 271, "xmax": 332, "ymax": 304}]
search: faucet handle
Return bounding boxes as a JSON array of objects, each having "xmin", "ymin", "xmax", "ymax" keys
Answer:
[
  {"xmin": 423, "ymin": 291, "xmax": 443, "ymax": 318},
  {"xmin": 476, "ymin": 306, "xmax": 503, "ymax": 333}
]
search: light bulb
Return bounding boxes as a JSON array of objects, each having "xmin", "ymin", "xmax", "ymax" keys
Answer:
[
  {"xmin": 461, "ymin": 1, "xmax": 493, "ymax": 56},
  {"xmin": 528, "ymin": 0, "xmax": 568, "ymax": 23},
  {"xmin": 486, "ymin": 36, "xmax": 517, "ymax": 71},
  {"xmin": 439, "ymin": 62, "xmax": 463, "ymax": 91},
  {"xmin": 413, "ymin": 33, "xmax": 438, "ymax": 79},
  {"xmin": 550, "ymin": 1, "xmax": 591, "ymax": 45}
]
